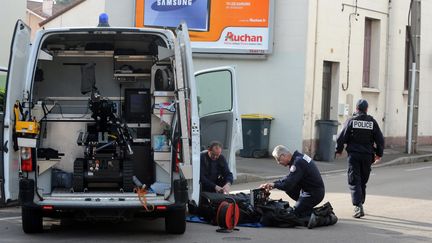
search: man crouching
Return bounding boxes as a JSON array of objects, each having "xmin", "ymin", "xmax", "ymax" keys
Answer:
[{"xmin": 260, "ymin": 145, "xmax": 337, "ymax": 229}]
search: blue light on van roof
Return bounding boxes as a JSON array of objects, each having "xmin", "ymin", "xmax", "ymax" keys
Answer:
[{"xmin": 98, "ymin": 13, "xmax": 110, "ymax": 27}]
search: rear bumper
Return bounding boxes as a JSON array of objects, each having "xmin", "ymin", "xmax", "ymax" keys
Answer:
[
  {"xmin": 37, "ymin": 204, "xmax": 186, "ymax": 221},
  {"xmin": 25, "ymin": 199, "xmax": 186, "ymax": 220},
  {"xmin": 36, "ymin": 199, "xmax": 182, "ymax": 209},
  {"xmin": 19, "ymin": 178, "xmax": 186, "ymax": 220}
]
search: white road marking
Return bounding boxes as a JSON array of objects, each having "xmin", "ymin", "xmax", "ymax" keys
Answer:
[
  {"xmin": 405, "ymin": 166, "xmax": 432, "ymax": 172},
  {"xmin": 0, "ymin": 216, "xmax": 21, "ymax": 221}
]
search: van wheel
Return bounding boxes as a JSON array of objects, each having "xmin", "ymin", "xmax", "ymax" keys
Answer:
[
  {"xmin": 165, "ymin": 207, "xmax": 186, "ymax": 234},
  {"xmin": 22, "ymin": 206, "xmax": 43, "ymax": 233}
]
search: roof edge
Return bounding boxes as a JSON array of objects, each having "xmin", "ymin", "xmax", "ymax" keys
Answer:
[{"xmin": 26, "ymin": 9, "xmax": 47, "ymax": 21}]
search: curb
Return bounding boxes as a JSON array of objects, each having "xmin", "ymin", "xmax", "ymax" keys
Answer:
[
  {"xmin": 234, "ymin": 153, "xmax": 432, "ymax": 185},
  {"xmin": 372, "ymin": 153, "xmax": 432, "ymax": 168}
]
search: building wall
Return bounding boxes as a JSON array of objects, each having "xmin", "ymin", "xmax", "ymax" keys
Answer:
[
  {"xmin": 42, "ymin": 0, "xmax": 105, "ymax": 29},
  {"xmin": 192, "ymin": 0, "xmax": 309, "ymax": 152},
  {"xmin": 381, "ymin": 0, "xmax": 432, "ymax": 147},
  {"xmin": 26, "ymin": 11, "xmax": 44, "ymax": 40},
  {"xmin": 384, "ymin": 0, "xmax": 411, "ymax": 146},
  {"xmin": 417, "ymin": 0, "xmax": 432, "ymax": 145},
  {"xmin": 303, "ymin": 0, "xmax": 390, "ymax": 154},
  {"xmin": 303, "ymin": 0, "xmax": 432, "ymax": 153},
  {"xmin": 0, "ymin": 0, "xmax": 26, "ymax": 67},
  {"xmin": 105, "ymin": 0, "xmax": 135, "ymax": 27},
  {"xmin": 41, "ymin": 0, "xmax": 135, "ymax": 30}
]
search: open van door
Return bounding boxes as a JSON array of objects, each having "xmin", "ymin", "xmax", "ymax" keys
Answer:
[
  {"xmin": 2, "ymin": 20, "xmax": 31, "ymax": 203},
  {"xmin": 195, "ymin": 67, "xmax": 242, "ymax": 180},
  {"xmin": 174, "ymin": 23, "xmax": 201, "ymax": 204},
  {"xmin": 0, "ymin": 66, "xmax": 8, "ymax": 205}
]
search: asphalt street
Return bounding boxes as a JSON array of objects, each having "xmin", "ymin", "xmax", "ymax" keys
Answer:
[{"xmin": 0, "ymin": 162, "xmax": 431, "ymax": 243}]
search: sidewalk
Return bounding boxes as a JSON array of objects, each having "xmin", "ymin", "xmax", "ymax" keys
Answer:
[{"xmin": 235, "ymin": 145, "xmax": 432, "ymax": 184}]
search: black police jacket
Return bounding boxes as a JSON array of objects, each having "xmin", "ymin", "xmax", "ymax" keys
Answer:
[
  {"xmin": 336, "ymin": 112, "xmax": 384, "ymax": 157},
  {"xmin": 273, "ymin": 151, "xmax": 325, "ymax": 194}
]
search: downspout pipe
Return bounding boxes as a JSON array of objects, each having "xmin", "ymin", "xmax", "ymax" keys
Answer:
[
  {"xmin": 383, "ymin": 0, "xmax": 392, "ymax": 138},
  {"xmin": 309, "ymin": 0, "xmax": 319, "ymax": 153}
]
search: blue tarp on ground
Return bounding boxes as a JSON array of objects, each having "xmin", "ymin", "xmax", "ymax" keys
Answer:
[{"xmin": 186, "ymin": 215, "xmax": 263, "ymax": 228}]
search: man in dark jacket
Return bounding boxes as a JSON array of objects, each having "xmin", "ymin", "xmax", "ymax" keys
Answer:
[
  {"xmin": 200, "ymin": 141, "xmax": 233, "ymax": 193},
  {"xmin": 260, "ymin": 145, "xmax": 325, "ymax": 219},
  {"xmin": 336, "ymin": 99, "xmax": 384, "ymax": 218}
]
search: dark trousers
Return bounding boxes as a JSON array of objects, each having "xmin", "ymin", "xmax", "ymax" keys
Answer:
[
  {"xmin": 347, "ymin": 152, "xmax": 373, "ymax": 206},
  {"xmin": 285, "ymin": 185, "xmax": 325, "ymax": 218}
]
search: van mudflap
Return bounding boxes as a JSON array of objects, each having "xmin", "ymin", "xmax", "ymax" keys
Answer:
[
  {"xmin": 174, "ymin": 179, "xmax": 188, "ymax": 204},
  {"xmin": 19, "ymin": 179, "xmax": 35, "ymax": 206}
]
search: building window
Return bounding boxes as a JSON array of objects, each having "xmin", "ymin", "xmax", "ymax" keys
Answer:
[{"xmin": 362, "ymin": 18, "xmax": 381, "ymax": 88}]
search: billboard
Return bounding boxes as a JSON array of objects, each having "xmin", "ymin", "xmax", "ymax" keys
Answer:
[
  {"xmin": 143, "ymin": 0, "xmax": 210, "ymax": 31},
  {"xmin": 135, "ymin": 0, "xmax": 274, "ymax": 54}
]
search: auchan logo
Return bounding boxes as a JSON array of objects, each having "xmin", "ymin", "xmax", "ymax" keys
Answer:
[
  {"xmin": 152, "ymin": 0, "xmax": 195, "ymax": 11},
  {"xmin": 224, "ymin": 32, "xmax": 263, "ymax": 43}
]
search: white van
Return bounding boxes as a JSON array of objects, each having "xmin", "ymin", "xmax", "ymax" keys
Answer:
[{"xmin": 1, "ymin": 20, "xmax": 242, "ymax": 234}]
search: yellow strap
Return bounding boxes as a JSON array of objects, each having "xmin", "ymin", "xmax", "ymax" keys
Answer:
[
  {"xmin": 14, "ymin": 102, "xmax": 20, "ymax": 123},
  {"xmin": 136, "ymin": 187, "xmax": 154, "ymax": 212}
]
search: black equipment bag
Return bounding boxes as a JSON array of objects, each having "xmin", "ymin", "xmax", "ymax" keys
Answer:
[
  {"xmin": 230, "ymin": 192, "xmax": 262, "ymax": 224},
  {"xmin": 256, "ymin": 199, "xmax": 305, "ymax": 228}
]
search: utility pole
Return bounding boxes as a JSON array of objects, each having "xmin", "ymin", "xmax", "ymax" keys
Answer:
[{"xmin": 406, "ymin": 0, "xmax": 421, "ymax": 154}]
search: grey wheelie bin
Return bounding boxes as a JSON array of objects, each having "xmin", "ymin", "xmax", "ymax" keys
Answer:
[{"xmin": 240, "ymin": 114, "xmax": 273, "ymax": 158}]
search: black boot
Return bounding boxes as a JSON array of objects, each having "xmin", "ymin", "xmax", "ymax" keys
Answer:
[
  {"xmin": 307, "ymin": 213, "xmax": 320, "ymax": 229},
  {"xmin": 327, "ymin": 213, "xmax": 338, "ymax": 226},
  {"xmin": 307, "ymin": 213, "xmax": 338, "ymax": 229}
]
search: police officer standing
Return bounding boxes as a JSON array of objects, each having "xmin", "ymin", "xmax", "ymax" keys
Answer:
[{"xmin": 336, "ymin": 99, "xmax": 384, "ymax": 218}]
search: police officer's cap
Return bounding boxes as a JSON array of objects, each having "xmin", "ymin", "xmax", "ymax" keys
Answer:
[{"xmin": 356, "ymin": 99, "xmax": 368, "ymax": 112}]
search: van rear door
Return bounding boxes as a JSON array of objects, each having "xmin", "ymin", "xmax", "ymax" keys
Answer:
[
  {"xmin": 194, "ymin": 67, "xmax": 242, "ymax": 178},
  {"xmin": 2, "ymin": 20, "xmax": 31, "ymax": 203},
  {"xmin": 174, "ymin": 23, "xmax": 201, "ymax": 203},
  {"xmin": 0, "ymin": 66, "xmax": 7, "ymax": 205}
]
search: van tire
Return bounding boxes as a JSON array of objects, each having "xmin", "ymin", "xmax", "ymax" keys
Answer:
[
  {"xmin": 22, "ymin": 206, "xmax": 43, "ymax": 233},
  {"xmin": 165, "ymin": 208, "xmax": 186, "ymax": 234}
]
